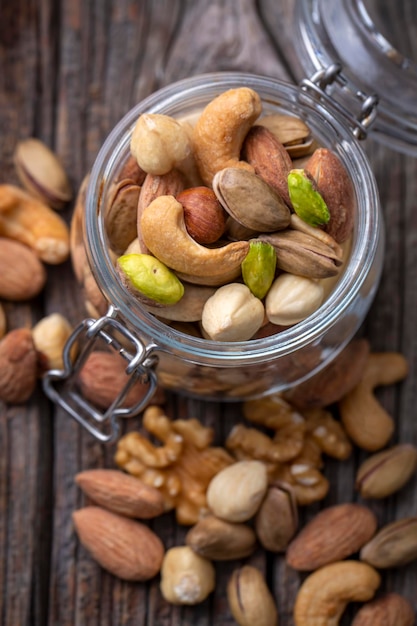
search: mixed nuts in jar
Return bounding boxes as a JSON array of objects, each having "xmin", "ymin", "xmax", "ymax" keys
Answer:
[
  {"xmin": 106, "ymin": 87, "xmax": 354, "ymax": 343},
  {"xmin": 71, "ymin": 74, "xmax": 382, "ymax": 402}
]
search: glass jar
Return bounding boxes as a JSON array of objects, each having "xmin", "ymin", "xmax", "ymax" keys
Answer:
[{"xmin": 43, "ymin": 71, "xmax": 385, "ymax": 441}]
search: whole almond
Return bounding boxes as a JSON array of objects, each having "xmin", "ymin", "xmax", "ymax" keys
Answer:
[
  {"xmin": 356, "ymin": 444, "xmax": 417, "ymax": 499},
  {"xmin": 305, "ymin": 147, "xmax": 355, "ymax": 243},
  {"xmin": 242, "ymin": 124, "xmax": 293, "ymax": 206},
  {"xmin": 77, "ymin": 350, "xmax": 165, "ymax": 410},
  {"xmin": 72, "ymin": 506, "xmax": 164, "ymax": 581},
  {"xmin": 0, "ymin": 237, "xmax": 46, "ymax": 301},
  {"xmin": 352, "ymin": 592, "xmax": 415, "ymax": 626},
  {"xmin": 286, "ymin": 503, "xmax": 377, "ymax": 571},
  {"xmin": 75, "ymin": 469, "xmax": 165, "ymax": 519},
  {"xmin": 185, "ymin": 515, "xmax": 257, "ymax": 560},
  {"xmin": 360, "ymin": 517, "xmax": 417, "ymax": 568},
  {"xmin": 0, "ymin": 328, "xmax": 38, "ymax": 403}
]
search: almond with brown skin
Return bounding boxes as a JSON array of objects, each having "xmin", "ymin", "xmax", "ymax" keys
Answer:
[
  {"xmin": 75, "ymin": 469, "xmax": 165, "ymax": 518},
  {"xmin": 352, "ymin": 592, "xmax": 415, "ymax": 626},
  {"xmin": 0, "ymin": 328, "xmax": 38, "ymax": 403},
  {"xmin": 72, "ymin": 506, "xmax": 165, "ymax": 581},
  {"xmin": 0, "ymin": 237, "xmax": 46, "ymax": 301},
  {"xmin": 286, "ymin": 503, "xmax": 377, "ymax": 571},
  {"xmin": 242, "ymin": 124, "xmax": 293, "ymax": 206},
  {"xmin": 305, "ymin": 147, "xmax": 355, "ymax": 243}
]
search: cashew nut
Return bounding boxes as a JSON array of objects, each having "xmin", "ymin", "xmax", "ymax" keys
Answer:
[
  {"xmin": 140, "ymin": 195, "xmax": 249, "ymax": 285},
  {"xmin": 192, "ymin": 87, "xmax": 262, "ymax": 185},
  {"xmin": 293, "ymin": 560, "xmax": 381, "ymax": 626},
  {"xmin": 0, "ymin": 184, "xmax": 70, "ymax": 264},
  {"xmin": 339, "ymin": 352, "xmax": 408, "ymax": 451}
]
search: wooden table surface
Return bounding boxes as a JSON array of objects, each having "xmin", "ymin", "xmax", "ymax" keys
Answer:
[{"xmin": 1, "ymin": 1, "xmax": 417, "ymax": 625}]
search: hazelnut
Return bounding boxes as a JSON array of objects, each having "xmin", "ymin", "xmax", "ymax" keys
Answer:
[
  {"xmin": 177, "ymin": 186, "xmax": 227, "ymax": 244},
  {"xmin": 160, "ymin": 546, "xmax": 215, "ymax": 605}
]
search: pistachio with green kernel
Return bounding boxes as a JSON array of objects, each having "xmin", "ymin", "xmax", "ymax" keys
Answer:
[
  {"xmin": 117, "ymin": 253, "xmax": 184, "ymax": 306},
  {"xmin": 287, "ymin": 168, "xmax": 330, "ymax": 227},
  {"xmin": 241, "ymin": 241, "xmax": 276, "ymax": 299}
]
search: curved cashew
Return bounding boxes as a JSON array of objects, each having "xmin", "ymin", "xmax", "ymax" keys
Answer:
[
  {"xmin": 140, "ymin": 195, "xmax": 249, "ymax": 285},
  {"xmin": 130, "ymin": 113, "xmax": 200, "ymax": 185},
  {"xmin": 0, "ymin": 184, "xmax": 70, "ymax": 264},
  {"xmin": 294, "ymin": 561, "xmax": 381, "ymax": 626},
  {"xmin": 192, "ymin": 87, "xmax": 262, "ymax": 185},
  {"xmin": 339, "ymin": 352, "xmax": 408, "ymax": 451}
]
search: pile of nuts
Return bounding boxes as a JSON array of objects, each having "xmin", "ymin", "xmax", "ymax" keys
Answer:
[
  {"xmin": 0, "ymin": 139, "xmax": 78, "ymax": 401},
  {"xmin": 0, "ymin": 100, "xmax": 415, "ymax": 625},
  {"xmin": 100, "ymin": 86, "xmax": 355, "ymax": 342},
  {"xmin": 70, "ymin": 339, "xmax": 416, "ymax": 625}
]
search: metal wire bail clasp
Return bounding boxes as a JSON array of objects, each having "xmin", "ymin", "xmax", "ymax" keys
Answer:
[
  {"xmin": 43, "ymin": 306, "xmax": 159, "ymax": 443},
  {"xmin": 300, "ymin": 63, "xmax": 379, "ymax": 140}
]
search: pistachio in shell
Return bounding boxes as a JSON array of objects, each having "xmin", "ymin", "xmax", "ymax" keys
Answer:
[
  {"xmin": 241, "ymin": 241, "xmax": 276, "ymax": 299},
  {"xmin": 287, "ymin": 168, "xmax": 330, "ymax": 227},
  {"xmin": 212, "ymin": 167, "xmax": 291, "ymax": 232},
  {"xmin": 117, "ymin": 253, "xmax": 184, "ymax": 306},
  {"xmin": 14, "ymin": 138, "xmax": 72, "ymax": 209},
  {"xmin": 257, "ymin": 113, "xmax": 313, "ymax": 157}
]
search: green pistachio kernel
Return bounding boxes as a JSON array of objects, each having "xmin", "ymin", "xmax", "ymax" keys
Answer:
[
  {"xmin": 241, "ymin": 241, "xmax": 277, "ymax": 300},
  {"xmin": 288, "ymin": 169, "xmax": 330, "ymax": 227},
  {"xmin": 117, "ymin": 253, "xmax": 184, "ymax": 305}
]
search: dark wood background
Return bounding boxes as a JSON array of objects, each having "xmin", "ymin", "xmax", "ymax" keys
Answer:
[{"xmin": 1, "ymin": 1, "xmax": 416, "ymax": 624}]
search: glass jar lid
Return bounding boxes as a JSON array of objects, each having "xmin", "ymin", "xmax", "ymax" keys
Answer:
[{"xmin": 287, "ymin": 0, "xmax": 417, "ymax": 154}]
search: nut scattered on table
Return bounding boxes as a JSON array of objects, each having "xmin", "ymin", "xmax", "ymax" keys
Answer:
[
  {"xmin": 13, "ymin": 137, "xmax": 73, "ymax": 210},
  {"xmin": 159, "ymin": 545, "xmax": 215, "ymax": 605},
  {"xmin": 227, "ymin": 565, "xmax": 278, "ymax": 626},
  {"xmin": 206, "ymin": 459, "xmax": 268, "ymax": 522},
  {"xmin": 72, "ymin": 506, "xmax": 165, "ymax": 582},
  {"xmin": 293, "ymin": 560, "xmax": 381, "ymax": 626}
]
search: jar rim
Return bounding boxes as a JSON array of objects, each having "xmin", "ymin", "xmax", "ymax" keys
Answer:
[{"xmin": 85, "ymin": 72, "xmax": 383, "ymax": 367}]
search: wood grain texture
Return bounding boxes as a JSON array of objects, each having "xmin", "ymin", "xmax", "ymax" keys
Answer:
[{"xmin": 0, "ymin": 0, "xmax": 417, "ymax": 624}]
